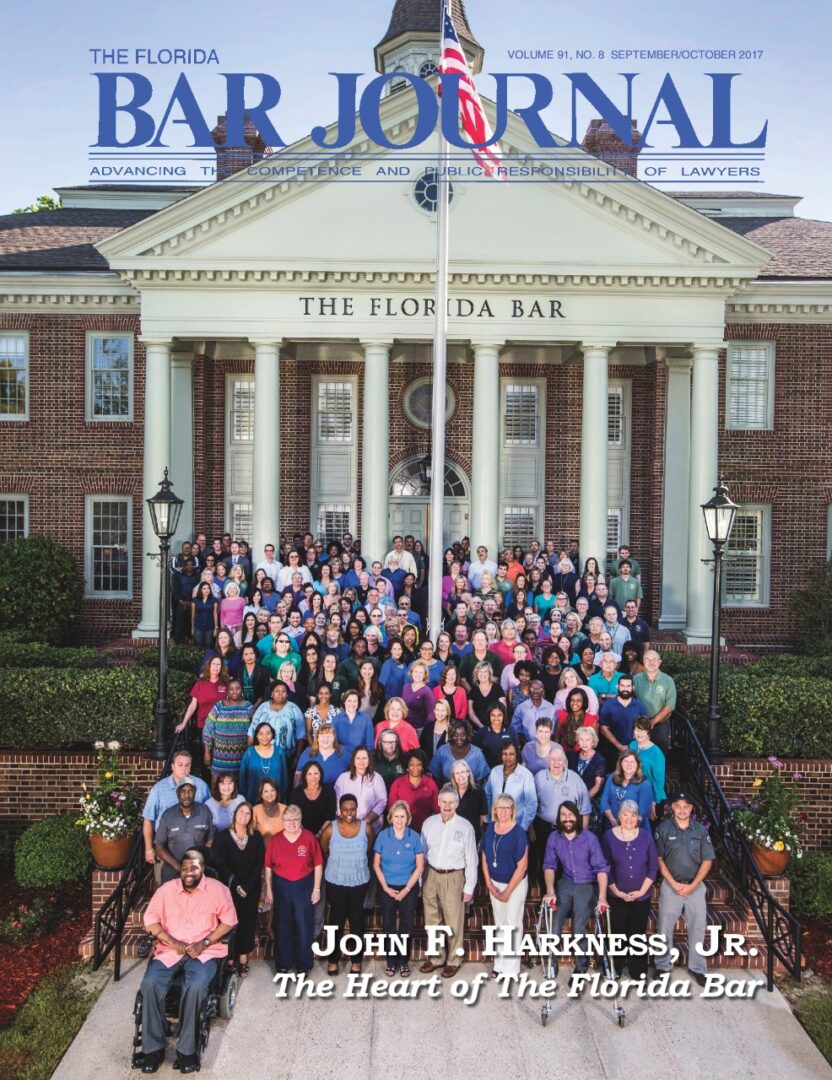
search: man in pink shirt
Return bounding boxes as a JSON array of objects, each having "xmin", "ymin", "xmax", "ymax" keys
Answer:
[{"xmin": 139, "ymin": 850, "xmax": 237, "ymax": 1074}]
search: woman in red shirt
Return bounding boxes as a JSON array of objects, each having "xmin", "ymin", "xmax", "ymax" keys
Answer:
[
  {"xmin": 554, "ymin": 687, "xmax": 599, "ymax": 752},
  {"xmin": 176, "ymin": 656, "xmax": 229, "ymax": 733},
  {"xmin": 433, "ymin": 664, "xmax": 469, "ymax": 722},
  {"xmin": 264, "ymin": 805, "xmax": 323, "ymax": 973}
]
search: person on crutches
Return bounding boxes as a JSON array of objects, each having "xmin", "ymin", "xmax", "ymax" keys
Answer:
[{"xmin": 542, "ymin": 800, "xmax": 609, "ymax": 987}]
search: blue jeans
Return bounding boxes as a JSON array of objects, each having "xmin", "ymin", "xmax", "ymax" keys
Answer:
[
  {"xmin": 273, "ymin": 872, "xmax": 315, "ymax": 972},
  {"xmin": 140, "ymin": 957, "xmax": 217, "ymax": 1057}
]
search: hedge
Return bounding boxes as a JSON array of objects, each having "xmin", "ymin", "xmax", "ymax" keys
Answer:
[
  {"xmin": 135, "ymin": 643, "xmax": 205, "ymax": 674},
  {"xmin": 789, "ymin": 851, "xmax": 832, "ymax": 919},
  {"xmin": 653, "ymin": 651, "xmax": 832, "ymax": 758},
  {"xmin": 0, "ymin": 536, "xmax": 84, "ymax": 644},
  {"xmin": 0, "ymin": 667, "xmax": 193, "ymax": 750},
  {"xmin": 15, "ymin": 814, "xmax": 91, "ymax": 888},
  {"xmin": 0, "ymin": 631, "xmax": 110, "ymax": 670}
]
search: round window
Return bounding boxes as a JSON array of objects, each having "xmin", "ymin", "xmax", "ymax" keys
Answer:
[
  {"xmin": 413, "ymin": 170, "xmax": 455, "ymax": 213},
  {"xmin": 419, "ymin": 60, "xmax": 439, "ymax": 78},
  {"xmin": 404, "ymin": 377, "xmax": 455, "ymax": 429}
]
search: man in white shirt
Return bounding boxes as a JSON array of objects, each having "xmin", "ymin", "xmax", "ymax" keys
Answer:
[
  {"xmin": 383, "ymin": 535, "xmax": 417, "ymax": 577},
  {"xmin": 467, "ymin": 545, "xmax": 498, "ymax": 590},
  {"xmin": 255, "ymin": 543, "xmax": 282, "ymax": 584},
  {"xmin": 276, "ymin": 549, "xmax": 313, "ymax": 590},
  {"xmin": 420, "ymin": 787, "xmax": 478, "ymax": 978}
]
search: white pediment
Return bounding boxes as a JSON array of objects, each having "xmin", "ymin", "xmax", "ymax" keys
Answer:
[{"xmin": 97, "ymin": 89, "xmax": 771, "ymax": 284}]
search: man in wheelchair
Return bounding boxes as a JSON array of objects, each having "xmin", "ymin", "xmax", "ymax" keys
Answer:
[{"xmin": 136, "ymin": 849, "xmax": 238, "ymax": 1074}]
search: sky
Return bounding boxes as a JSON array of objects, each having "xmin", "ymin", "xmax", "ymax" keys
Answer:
[{"xmin": 1, "ymin": 0, "xmax": 830, "ymax": 217}]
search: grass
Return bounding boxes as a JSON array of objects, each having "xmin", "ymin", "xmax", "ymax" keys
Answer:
[
  {"xmin": 793, "ymin": 982, "xmax": 832, "ymax": 1066},
  {"xmin": 0, "ymin": 964, "xmax": 106, "ymax": 1080}
]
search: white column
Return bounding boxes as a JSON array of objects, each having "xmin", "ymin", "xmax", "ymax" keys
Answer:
[
  {"xmin": 470, "ymin": 342, "xmax": 501, "ymax": 556},
  {"xmin": 170, "ymin": 354, "xmax": 194, "ymax": 547},
  {"xmin": 250, "ymin": 340, "xmax": 281, "ymax": 560},
  {"xmin": 659, "ymin": 357, "xmax": 692, "ymax": 628},
  {"xmin": 579, "ymin": 344, "xmax": 610, "ymax": 574},
  {"xmin": 134, "ymin": 339, "xmax": 171, "ymax": 637},
  {"xmin": 685, "ymin": 346, "xmax": 720, "ymax": 643},
  {"xmin": 361, "ymin": 341, "xmax": 391, "ymax": 564}
]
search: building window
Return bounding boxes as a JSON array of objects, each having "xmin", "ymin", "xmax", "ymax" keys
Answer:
[
  {"xmin": 86, "ymin": 333, "xmax": 133, "ymax": 420},
  {"xmin": 229, "ymin": 502, "xmax": 253, "ymax": 542},
  {"xmin": 419, "ymin": 60, "xmax": 439, "ymax": 78},
  {"xmin": 318, "ymin": 504, "xmax": 351, "ymax": 542},
  {"xmin": 504, "ymin": 384, "xmax": 539, "ymax": 446},
  {"xmin": 608, "ymin": 387, "xmax": 624, "ymax": 446},
  {"xmin": 317, "ymin": 382, "xmax": 353, "ymax": 443},
  {"xmin": 607, "ymin": 509, "xmax": 622, "ymax": 566},
  {"xmin": 724, "ymin": 505, "xmax": 770, "ymax": 606},
  {"xmin": 726, "ymin": 342, "xmax": 775, "ymax": 430},
  {"xmin": 0, "ymin": 333, "xmax": 28, "ymax": 420},
  {"xmin": 230, "ymin": 379, "xmax": 255, "ymax": 442},
  {"xmin": 413, "ymin": 170, "xmax": 455, "ymax": 213},
  {"xmin": 0, "ymin": 496, "xmax": 28, "ymax": 541},
  {"xmin": 85, "ymin": 496, "xmax": 132, "ymax": 598},
  {"xmin": 503, "ymin": 506, "xmax": 536, "ymax": 548},
  {"xmin": 404, "ymin": 378, "xmax": 455, "ymax": 429},
  {"xmin": 390, "ymin": 459, "xmax": 466, "ymax": 498}
]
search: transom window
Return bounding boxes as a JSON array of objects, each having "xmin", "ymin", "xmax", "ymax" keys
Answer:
[
  {"xmin": 404, "ymin": 378, "xmax": 455, "ymax": 429},
  {"xmin": 391, "ymin": 460, "xmax": 466, "ymax": 498},
  {"xmin": 504, "ymin": 384, "xmax": 539, "ymax": 446},
  {"xmin": 86, "ymin": 496, "xmax": 132, "ymax": 597},
  {"xmin": 0, "ymin": 496, "xmax": 28, "ymax": 542},
  {"xmin": 724, "ymin": 506, "xmax": 770, "ymax": 606},
  {"xmin": 317, "ymin": 382, "xmax": 353, "ymax": 442},
  {"xmin": 726, "ymin": 342, "xmax": 775, "ymax": 430},
  {"xmin": 230, "ymin": 379, "xmax": 255, "ymax": 442},
  {"xmin": 86, "ymin": 333, "xmax": 133, "ymax": 420},
  {"xmin": 0, "ymin": 333, "xmax": 28, "ymax": 419}
]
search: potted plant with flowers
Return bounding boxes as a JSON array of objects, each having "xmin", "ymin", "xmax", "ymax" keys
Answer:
[
  {"xmin": 731, "ymin": 757, "xmax": 805, "ymax": 877},
  {"xmin": 77, "ymin": 741, "xmax": 144, "ymax": 869}
]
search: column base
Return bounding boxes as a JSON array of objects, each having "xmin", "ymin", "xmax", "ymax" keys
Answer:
[
  {"xmin": 684, "ymin": 628, "xmax": 713, "ymax": 646},
  {"xmin": 658, "ymin": 616, "xmax": 686, "ymax": 631},
  {"xmin": 132, "ymin": 623, "xmax": 160, "ymax": 640}
]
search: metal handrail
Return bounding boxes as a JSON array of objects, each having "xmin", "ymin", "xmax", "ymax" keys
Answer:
[
  {"xmin": 671, "ymin": 711, "xmax": 802, "ymax": 991},
  {"xmin": 92, "ymin": 729, "xmax": 188, "ymax": 980}
]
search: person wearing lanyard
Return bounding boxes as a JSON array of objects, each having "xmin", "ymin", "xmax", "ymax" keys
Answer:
[
  {"xmin": 419, "ymin": 787, "xmax": 478, "ymax": 978},
  {"xmin": 484, "ymin": 743, "xmax": 538, "ymax": 832},
  {"xmin": 654, "ymin": 791, "xmax": 715, "ymax": 986},
  {"xmin": 481, "ymin": 795, "xmax": 529, "ymax": 978},
  {"xmin": 543, "ymin": 801, "xmax": 609, "ymax": 984}
]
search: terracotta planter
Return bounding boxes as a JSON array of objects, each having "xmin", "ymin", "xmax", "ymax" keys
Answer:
[
  {"xmin": 751, "ymin": 843, "xmax": 790, "ymax": 877},
  {"xmin": 89, "ymin": 832, "xmax": 137, "ymax": 870}
]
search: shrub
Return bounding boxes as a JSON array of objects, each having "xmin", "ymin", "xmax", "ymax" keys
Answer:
[
  {"xmin": 0, "ymin": 898, "xmax": 62, "ymax": 946},
  {"xmin": 789, "ymin": 851, "xmax": 832, "ymax": 919},
  {"xmin": 15, "ymin": 814, "xmax": 91, "ymax": 888},
  {"xmin": 135, "ymin": 642, "xmax": 205, "ymax": 674},
  {"xmin": 0, "ymin": 667, "xmax": 193, "ymax": 750},
  {"xmin": 0, "ymin": 630, "xmax": 110, "ymax": 669},
  {"xmin": 789, "ymin": 558, "xmax": 832, "ymax": 653},
  {"xmin": 0, "ymin": 536, "xmax": 84, "ymax": 644}
]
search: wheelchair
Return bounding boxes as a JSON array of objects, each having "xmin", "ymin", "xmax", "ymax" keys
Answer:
[{"xmin": 131, "ymin": 931, "xmax": 241, "ymax": 1072}]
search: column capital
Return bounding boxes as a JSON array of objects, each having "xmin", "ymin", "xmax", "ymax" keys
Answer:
[
  {"xmin": 690, "ymin": 344, "xmax": 723, "ymax": 361},
  {"xmin": 664, "ymin": 355, "xmax": 693, "ymax": 372},
  {"xmin": 360, "ymin": 340, "xmax": 393, "ymax": 351},
  {"xmin": 470, "ymin": 341, "xmax": 502, "ymax": 355},
  {"xmin": 139, "ymin": 337, "xmax": 173, "ymax": 349},
  {"xmin": 580, "ymin": 343, "xmax": 612, "ymax": 357},
  {"xmin": 248, "ymin": 338, "xmax": 283, "ymax": 351}
]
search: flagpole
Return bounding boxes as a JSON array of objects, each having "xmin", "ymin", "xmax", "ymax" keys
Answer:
[{"xmin": 427, "ymin": 0, "xmax": 450, "ymax": 643}]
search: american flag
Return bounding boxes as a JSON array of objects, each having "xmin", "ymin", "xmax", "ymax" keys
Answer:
[{"xmin": 439, "ymin": 2, "xmax": 504, "ymax": 179}]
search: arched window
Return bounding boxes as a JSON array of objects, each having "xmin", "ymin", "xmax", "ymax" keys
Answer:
[{"xmin": 390, "ymin": 459, "xmax": 467, "ymax": 498}]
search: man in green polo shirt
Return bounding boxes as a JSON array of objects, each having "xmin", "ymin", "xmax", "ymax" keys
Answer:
[
  {"xmin": 610, "ymin": 545, "xmax": 641, "ymax": 580},
  {"xmin": 609, "ymin": 560, "xmax": 643, "ymax": 611},
  {"xmin": 633, "ymin": 650, "xmax": 676, "ymax": 753}
]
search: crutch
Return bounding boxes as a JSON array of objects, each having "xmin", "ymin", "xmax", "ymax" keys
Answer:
[{"xmin": 536, "ymin": 899, "xmax": 557, "ymax": 1027}]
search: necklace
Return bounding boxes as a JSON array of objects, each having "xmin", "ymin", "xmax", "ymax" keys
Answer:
[
  {"xmin": 232, "ymin": 831, "xmax": 248, "ymax": 849},
  {"xmin": 491, "ymin": 829, "xmax": 504, "ymax": 868}
]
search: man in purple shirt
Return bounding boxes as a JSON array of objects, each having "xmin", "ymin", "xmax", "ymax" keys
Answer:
[{"xmin": 543, "ymin": 801, "xmax": 609, "ymax": 980}]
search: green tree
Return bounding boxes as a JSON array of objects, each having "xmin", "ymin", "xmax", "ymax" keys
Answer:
[{"xmin": 12, "ymin": 194, "xmax": 61, "ymax": 214}]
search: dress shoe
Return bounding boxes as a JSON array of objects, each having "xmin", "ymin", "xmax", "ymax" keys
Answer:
[
  {"xmin": 688, "ymin": 968, "xmax": 707, "ymax": 987},
  {"xmin": 141, "ymin": 1050, "xmax": 164, "ymax": 1074},
  {"xmin": 174, "ymin": 1053, "xmax": 200, "ymax": 1073},
  {"xmin": 419, "ymin": 960, "xmax": 442, "ymax": 973}
]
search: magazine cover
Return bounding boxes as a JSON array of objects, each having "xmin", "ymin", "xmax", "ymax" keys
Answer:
[{"xmin": 0, "ymin": 2, "xmax": 831, "ymax": 1078}]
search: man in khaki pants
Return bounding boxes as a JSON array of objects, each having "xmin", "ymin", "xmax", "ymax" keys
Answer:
[{"xmin": 419, "ymin": 786, "xmax": 478, "ymax": 978}]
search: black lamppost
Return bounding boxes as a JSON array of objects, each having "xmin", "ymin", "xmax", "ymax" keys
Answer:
[
  {"xmin": 147, "ymin": 469, "xmax": 184, "ymax": 760},
  {"xmin": 701, "ymin": 476, "xmax": 738, "ymax": 763}
]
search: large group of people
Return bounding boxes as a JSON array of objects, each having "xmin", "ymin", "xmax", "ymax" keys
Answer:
[{"xmin": 139, "ymin": 532, "xmax": 713, "ymax": 1069}]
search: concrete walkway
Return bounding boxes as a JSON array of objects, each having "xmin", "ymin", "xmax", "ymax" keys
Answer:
[{"xmin": 54, "ymin": 960, "xmax": 831, "ymax": 1080}]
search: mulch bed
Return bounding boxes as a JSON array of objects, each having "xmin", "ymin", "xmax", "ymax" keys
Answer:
[
  {"xmin": 0, "ymin": 879, "xmax": 90, "ymax": 1028},
  {"xmin": 802, "ymin": 915, "xmax": 832, "ymax": 980}
]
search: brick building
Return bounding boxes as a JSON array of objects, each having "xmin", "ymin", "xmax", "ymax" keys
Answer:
[{"xmin": 0, "ymin": 0, "xmax": 830, "ymax": 647}]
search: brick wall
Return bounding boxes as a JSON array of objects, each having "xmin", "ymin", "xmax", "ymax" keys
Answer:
[
  {"xmin": 714, "ymin": 757, "xmax": 832, "ymax": 852},
  {"xmin": 0, "ymin": 752, "xmax": 164, "ymax": 835}
]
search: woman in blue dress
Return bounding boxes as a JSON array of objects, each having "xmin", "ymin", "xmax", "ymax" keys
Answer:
[{"xmin": 238, "ymin": 721, "xmax": 288, "ymax": 805}]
